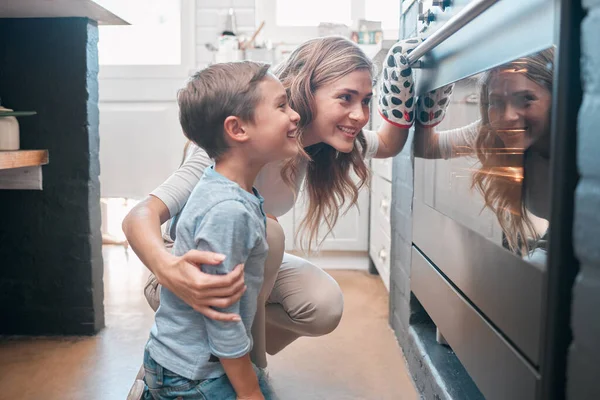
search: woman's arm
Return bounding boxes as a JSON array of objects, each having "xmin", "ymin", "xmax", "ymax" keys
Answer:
[
  {"xmin": 374, "ymin": 121, "xmax": 409, "ymax": 159},
  {"xmin": 414, "ymin": 120, "xmax": 480, "ymax": 159},
  {"xmin": 123, "ymin": 195, "xmax": 173, "ymax": 275},
  {"xmin": 122, "ymin": 145, "xmax": 246, "ymax": 321},
  {"xmin": 414, "ymin": 124, "xmax": 443, "ymax": 159},
  {"xmin": 123, "ymin": 195, "xmax": 246, "ymax": 321}
]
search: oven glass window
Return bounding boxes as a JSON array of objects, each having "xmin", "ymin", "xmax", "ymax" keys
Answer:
[{"xmin": 415, "ymin": 48, "xmax": 554, "ymax": 268}]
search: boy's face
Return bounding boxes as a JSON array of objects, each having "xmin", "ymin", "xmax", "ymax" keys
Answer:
[{"xmin": 244, "ymin": 75, "xmax": 300, "ymax": 162}]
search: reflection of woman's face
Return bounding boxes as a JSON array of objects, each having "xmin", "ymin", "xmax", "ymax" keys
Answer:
[{"xmin": 487, "ymin": 70, "xmax": 551, "ymax": 150}]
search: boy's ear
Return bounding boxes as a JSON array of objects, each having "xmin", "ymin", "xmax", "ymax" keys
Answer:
[{"xmin": 223, "ymin": 116, "xmax": 250, "ymax": 143}]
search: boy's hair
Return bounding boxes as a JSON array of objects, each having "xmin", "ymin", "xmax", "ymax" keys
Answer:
[{"xmin": 177, "ymin": 61, "xmax": 271, "ymax": 159}]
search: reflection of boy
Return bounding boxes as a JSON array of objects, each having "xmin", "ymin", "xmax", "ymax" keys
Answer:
[{"xmin": 143, "ymin": 61, "xmax": 300, "ymax": 400}]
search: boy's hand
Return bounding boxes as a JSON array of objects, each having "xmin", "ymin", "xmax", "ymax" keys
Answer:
[{"xmin": 156, "ymin": 250, "xmax": 247, "ymax": 321}]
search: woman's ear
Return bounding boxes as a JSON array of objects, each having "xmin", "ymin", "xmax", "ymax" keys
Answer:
[{"xmin": 224, "ymin": 116, "xmax": 250, "ymax": 143}]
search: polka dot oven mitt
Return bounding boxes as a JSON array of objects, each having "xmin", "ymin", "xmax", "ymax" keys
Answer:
[
  {"xmin": 378, "ymin": 37, "xmax": 423, "ymax": 128},
  {"xmin": 416, "ymin": 83, "xmax": 455, "ymax": 128}
]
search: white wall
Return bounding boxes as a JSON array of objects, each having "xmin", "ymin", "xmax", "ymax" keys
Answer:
[
  {"xmin": 195, "ymin": 0, "xmax": 256, "ymax": 68},
  {"xmin": 99, "ymin": 1, "xmax": 257, "ymax": 200}
]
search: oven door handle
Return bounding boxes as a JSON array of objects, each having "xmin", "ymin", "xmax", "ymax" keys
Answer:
[{"xmin": 408, "ymin": 0, "xmax": 499, "ymax": 67}]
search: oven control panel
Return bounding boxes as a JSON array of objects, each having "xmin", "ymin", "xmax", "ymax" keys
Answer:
[{"xmin": 416, "ymin": 0, "xmax": 470, "ymax": 35}]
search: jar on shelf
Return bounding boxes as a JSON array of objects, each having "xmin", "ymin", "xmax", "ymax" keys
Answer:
[{"xmin": 0, "ymin": 105, "xmax": 20, "ymax": 151}]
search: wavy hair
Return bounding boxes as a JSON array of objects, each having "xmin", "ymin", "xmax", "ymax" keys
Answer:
[
  {"xmin": 273, "ymin": 36, "xmax": 374, "ymax": 250},
  {"xmin": 471, "ymin": 48, "xmax": 554, "ymax": 253}
]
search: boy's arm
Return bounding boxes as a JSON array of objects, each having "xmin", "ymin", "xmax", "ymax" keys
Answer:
[
  {"xmin": 220, "ymin": 354, "xmax": 264, "ymax": 400},
  {"xmin": 194, "ymin": 201, "xmax": 263, "ymax": 398}
]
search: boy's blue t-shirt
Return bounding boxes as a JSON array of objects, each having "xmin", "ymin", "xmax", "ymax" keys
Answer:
[{"xmin": 146, "ymin": 166, "xmax": 268, "ymax": 380}]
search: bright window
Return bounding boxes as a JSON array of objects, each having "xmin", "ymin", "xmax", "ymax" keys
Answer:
[
  {"xmin": 365, "ymin": 0, "xmax": 400, "ymax": 30},
  {"xmin": 96, "ymin": 0, "xmax": 181, "ymax": 66},
  {"xmin": 257, "ymin": 0, "xmax": 399, "ymax": 44},
  {"xmin": 275, "ymin": 0, "xmax": 352, "ymax": 26}
]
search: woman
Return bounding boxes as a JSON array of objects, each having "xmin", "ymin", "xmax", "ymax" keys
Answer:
[
  {"xmin": 123, "ymin": 36, "xmax": 446, "ymax": 369},
  {"xmin": 414, "ymin": 48, "xmax": 554, "ymax": 255}
]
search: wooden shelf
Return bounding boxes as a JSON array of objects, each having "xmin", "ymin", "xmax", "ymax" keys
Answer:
[
  {"xmin": 0, "ymin": 150, "xmax": 49, "ymax": 170},
  {"xmin": 0, "ymin": 0, "xmax": 128, "ymax": 26}
]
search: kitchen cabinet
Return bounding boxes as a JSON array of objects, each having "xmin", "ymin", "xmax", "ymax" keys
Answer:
[{"xmin": 280, "ymin": 180, "xmax": 370, "ymax": 252}]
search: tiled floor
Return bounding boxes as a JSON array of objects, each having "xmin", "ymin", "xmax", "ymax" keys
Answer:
[{"xmin": 0, "ymin": 246, "xmax": 417, "ymax": 400}]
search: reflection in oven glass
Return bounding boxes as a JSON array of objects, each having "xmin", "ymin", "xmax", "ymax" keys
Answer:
[{"xmin": 415, "ymin": 48, "xmax": 555, "ymax": 267}]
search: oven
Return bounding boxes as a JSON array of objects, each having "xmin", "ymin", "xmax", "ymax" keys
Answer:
[{"xmin": 405, "ymin": 1, "xmax": 570, "ymax": 399}]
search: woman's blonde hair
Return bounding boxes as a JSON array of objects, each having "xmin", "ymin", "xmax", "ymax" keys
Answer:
[
  {"xmin": 273, "ymin": 36, "xmax": 374, "ymax": 250},
  {"xmin": 471, "ymin": 48, "xmax": 554, "ymax": 253}
]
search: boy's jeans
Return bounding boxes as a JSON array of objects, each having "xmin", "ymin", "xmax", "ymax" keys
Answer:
[{"xmin": 142, "ymin": 349, "xmax": 276, "ymax": 400}]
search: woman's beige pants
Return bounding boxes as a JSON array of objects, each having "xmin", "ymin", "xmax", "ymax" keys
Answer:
[{"xmin": 143, "ymin": 219, "xmax": 344, "ymax": 369}]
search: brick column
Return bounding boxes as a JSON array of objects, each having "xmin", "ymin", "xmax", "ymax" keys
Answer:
[{"xmin": 0, "ymin": 18, "xmax": 104, "ymax": 335}]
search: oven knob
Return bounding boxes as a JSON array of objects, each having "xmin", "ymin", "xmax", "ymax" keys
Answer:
[
  {"xmin": 418, "ymin": 9, "xmax": 436, "ymax": 23},
  {"xmin": 432, "ymin": 0, "xmax": 452, "ymax": 11}
]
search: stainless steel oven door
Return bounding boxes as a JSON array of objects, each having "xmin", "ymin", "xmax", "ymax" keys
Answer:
[{"xmin": 410, "ymin": 0, "xmax": 556, "ymax": 398}]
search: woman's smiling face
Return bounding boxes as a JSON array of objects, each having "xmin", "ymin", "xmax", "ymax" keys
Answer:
[
  {"xmin": 486, "ymin": 69, "xmax": 552, "ymax": 150},
  {"xmin": 302, "ymin": 69, "xmax": 373, "ymax": 152}
]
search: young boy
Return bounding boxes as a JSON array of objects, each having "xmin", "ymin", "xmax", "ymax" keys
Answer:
[{"xmin": 142, "ymin": 61, "xmax": 300, "ymax": 400}]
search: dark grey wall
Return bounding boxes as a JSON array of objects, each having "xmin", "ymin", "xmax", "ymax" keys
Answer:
[
  {"xmin": 568, "ymin": 0, "xmax": 600, "ymax": 397},
  {"xmin": 0, "ymin": 18, "xmax": 104, "ymax": 335}
]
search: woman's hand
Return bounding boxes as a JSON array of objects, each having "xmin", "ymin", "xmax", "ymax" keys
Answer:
[
  {"xmin": 377, "ymin": 36, "xmax": 454, "ymax": 129},
  {"xmin": 416, "ymin": 83, "xmax": 454, "ymax": 128},
  {"xmin": 378, "ymin": 37, "xmax": 423, "ymax": 128},
  {"xmin": 156, "ymin": 250, "xmax": 247, "ymax": 322}
]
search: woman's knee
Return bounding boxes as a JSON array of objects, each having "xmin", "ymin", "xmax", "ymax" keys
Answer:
[
  {"xmin": 289, "ymin": 261, "xmax": 344, "ymax": 336},
  {"xmin": 312, "ymin": 283, "xmax": 344, "ymax": 335}
]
